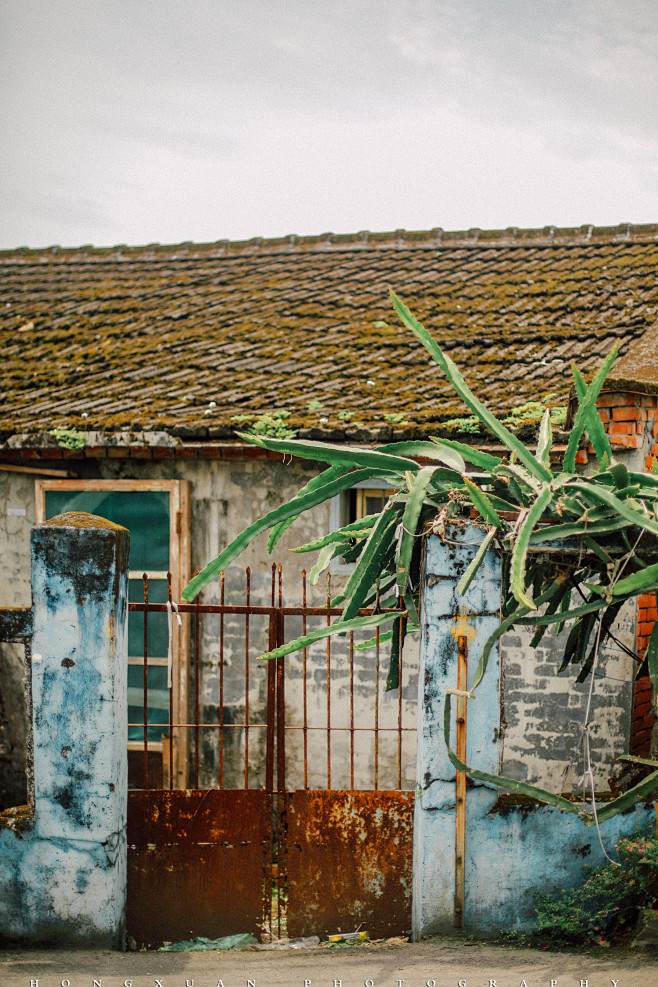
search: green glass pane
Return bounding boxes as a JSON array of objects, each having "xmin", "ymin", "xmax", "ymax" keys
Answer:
[
  {"xmin": 128, "ymin": 663, "xmax": 170, "ymax": 742},
  {"xmin": 128, "ymin": 579, "xmax": 169, "ymax": 658},
  {"xmin": 45, "ymin": 490, "xmax": 170, "ymax": 571}
]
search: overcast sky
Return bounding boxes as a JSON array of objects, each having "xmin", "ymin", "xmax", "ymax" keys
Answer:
[{"xmin": 1, "ymin": 0, "xmax": 656, "ymax": 249}]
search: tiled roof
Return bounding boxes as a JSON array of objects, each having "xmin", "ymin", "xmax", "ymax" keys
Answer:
[{"xmin": 1, "ymin": 223, "xmax": 657, "ymax": 444}]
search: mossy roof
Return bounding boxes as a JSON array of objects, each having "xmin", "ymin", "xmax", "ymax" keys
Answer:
[{"xmin": 1, "ymin": 223, "xmax": 657, "ymax": 443}]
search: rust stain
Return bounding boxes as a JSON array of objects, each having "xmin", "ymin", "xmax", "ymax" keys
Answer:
[
  {"xmin": 127, "ymin": 790, "xmax": 270, "ymax": 948},
  {"xmin": 451, "ymin": 609, "xmax": 476, "ymax": 642},
  {"xmin": 284, "ymin": 790, "xmax": 414, "ymax": 940}
]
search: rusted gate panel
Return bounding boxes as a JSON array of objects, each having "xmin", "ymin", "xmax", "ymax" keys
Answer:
[
  {"xmin": 284, "ymin": 790, "xmax": 414, "ymax": 939},
  {"xmin": 127, "ymin": 789, "xmax": 270, "ymax": 948}
]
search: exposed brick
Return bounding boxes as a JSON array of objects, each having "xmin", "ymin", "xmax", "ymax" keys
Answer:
[
  {"xmin": 39, "ymin": 447, "xmax": 64, "ymax": 459},
  {"xmin": 84, "ymin": 446, "xmax": 108, "ymax": 458},
  {"xmin": 609, "ymin": 421, "xmax": 635, "ymax": 435},
  {"xmin": 127, "ymin": 447, "xmax": 153, "ymax": 459},
  {"xmin": 151, "ymin": 447, "xmax": 176, "ymax": 459},
  {"xmin": 639, "ymin": 395, "xmax": 658, "ymax": 407},
  {"xmin": 638, "ymin": 621, "xmax": 655, "ymax": 638},
  {"xmin": 612, "ymin": 407, "xmax": 645, "ymax": 421},
  {"xmin": 597, "ymin": 408, "xmax": 611, "ymax": 422},
  {"xmin": 574, "ymin": 449, "xmax": 589, "ymax": 464},
  {"xmin": 611, "ymin": 435, "xmax": 642, "ymax": 449}
]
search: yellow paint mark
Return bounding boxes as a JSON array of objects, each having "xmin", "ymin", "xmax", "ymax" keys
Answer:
[{"xmin": 451, "ymin": 610, "xmax": 476, "ymax": 642}]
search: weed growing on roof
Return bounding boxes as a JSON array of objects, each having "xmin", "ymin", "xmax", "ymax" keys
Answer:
[
  {"xmin": 246, "ymin": 410, "xmax": 297, "ymax": 440},
  {"xmin": 49, "ymin": 427, "xmax": 86, "ymax": 450},
  {"xmin": 504, "ymin": 401, "xmax": 566, "ymax": 429},
  {"xmin": 307, "ymin": 399, "xmax": 323, "ymax": 411},
  {"xmin": 441, "ymin": 414, "xmax": 482, "ymax": 433},
  {"xmin": 337, "ymin": 411, "xmax": 354, "ymax": 421},
  {"xmin": 384, "ymin": 412, "xmax": 408, "ymax": 424},
  {"xmin": 441, "ymin": 400, "xmax": 567, "ymax": 434},
  {"xmin": 533, "ymin": 830, "xmax": 658, "ymax": 945}
]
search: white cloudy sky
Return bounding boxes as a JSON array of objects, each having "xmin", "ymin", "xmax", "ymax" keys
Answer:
[{"xmin": 1, "ymin": 0, "xmax": 656, "ymax": 248}]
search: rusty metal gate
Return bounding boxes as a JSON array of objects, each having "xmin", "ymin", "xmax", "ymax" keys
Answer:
[{"xmin": 126, "ymin": 565, "xmax": 416, "ymax": 948}]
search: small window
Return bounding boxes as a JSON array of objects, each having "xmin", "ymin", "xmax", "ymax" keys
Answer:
[
  {"xmin": 329, "ymin": 482, "xmax": 396, "ymax": 574},
  {"xmin": 35, "ymin": 479, "xmax": 190, "ymax": 788}
]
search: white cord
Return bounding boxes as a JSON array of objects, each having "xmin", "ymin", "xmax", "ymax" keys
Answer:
[{"xmin": 166, "ymin": 600, "xmax": 182, "ymax": 690}]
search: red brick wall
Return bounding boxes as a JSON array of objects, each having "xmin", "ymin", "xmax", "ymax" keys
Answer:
[{"xmin": 597, "ymin": 391, "xmax": 657, "ymax": 754}]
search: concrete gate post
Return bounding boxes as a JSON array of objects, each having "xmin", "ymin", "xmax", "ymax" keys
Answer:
[
  {"xmin": 0, "ymin": 512, "xmax": 129, "ymax": 948},
  {"xmin": 411, "ymin": 525, "xmax": 656, "ymax": 937},
  {"xmin": 412, "ymin": 524, "xmax": 502, "ymax": 938}
]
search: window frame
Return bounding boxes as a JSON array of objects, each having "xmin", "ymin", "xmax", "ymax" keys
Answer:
[
  {"xmin": 35, "ymin": 478, "xmax": 191, "ymax": 788},
  {"xmin": 329, "ymin": 479, "xmax": 396, "ymax": 575}
]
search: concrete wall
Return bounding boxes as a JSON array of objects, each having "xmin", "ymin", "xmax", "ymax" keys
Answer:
[
  {"xmin": 0, "ymin": 513, "xmax": 128, "ymax": 948},
  {"xmin": 0, "ymin": 456, "xmax": 419, "ymax": 794},
  {"xmin": 413, "ymin": 527, "xmax": 654, "ymax": 937},
  {"xmin": 0, "ymin": 448, "xmax": 642, "ymax": 796}
]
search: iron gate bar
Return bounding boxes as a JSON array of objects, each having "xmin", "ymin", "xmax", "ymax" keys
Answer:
[
  {"xmin": 302, "ymin": 571, "xmax": 308, "ymax": 789},
  {"xmin": 374, "ymin": 625, "xmax": 380, "ymax": 790},
  {"xmin": 142, "ymin": 574, "xmax": 149, "ymax": 789},
  {"xmin": 245, "ymin": 567, "xmax": 250, "ymax": 789},
  {"xmin": 129, "ymin": 603, "xmax": 381, "ymax": 615},
  {"xmin": 325, "ymin": 577, "xmax": 331, "ymax": 789},
  {"xmin": 349, "ymin": 630, "xmax": 354, "ymax": 791},
  {"xmin": 219, "ymin": 571, "xmax": 225, "ymax": 788}
]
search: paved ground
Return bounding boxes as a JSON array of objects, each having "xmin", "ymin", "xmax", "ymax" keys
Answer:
[{"xmin": 1, "ymin": 938, "xmax": 656, "ymax": 987}]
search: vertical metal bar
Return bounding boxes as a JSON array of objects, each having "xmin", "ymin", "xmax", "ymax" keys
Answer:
[
  {"xmin": 194, "ymin": 581, "xmax": 200, "ymax": 789},
  {"xmin": 374, "ymin": 624, "xmax": 380, "ymax": 791},
  {"xmin": 266, "ymin": 615, "xmax": 277, "ymax": 794},
  {"xmin": 326, "ymin": 573, "xmax": 331, "ymax": 790},
  {"xmin": 302, "ymin": 569, "xmax": 308, "ymax": 790},
  {"xmin": 167, "ymin": 571, "xmax": 174, "ymax": 791},
  {"xmin": 276, "ymin": 623, "xmax": 286, "ymax": 792},
  {"xmin": 455, "ymin": 634, "xmax": 468, "ymax": 928},
  {"xmin": 142, "ymin": 573, "xmax": 149, "ymax": 790},
  {"xmin": 349, "ymin": 630, "xmax": 355, "ymax": 792},
  {"xmin": 219, "ymin": 570, "xmax": 225, "ymax": 790},
  {"xmin": 397, "ymin": 605, "xmax": 404, "ymax": 790},
  {"xmin": 265, "ymin": 610, "xmax": 277, "ymax": 942},
  {"xmin": 244, "ymin": 567, "xmax": 251, "ymax": 790},
  {"xmin": 275, "ymin": 585, "xmax": 286, "ymax": 940}
]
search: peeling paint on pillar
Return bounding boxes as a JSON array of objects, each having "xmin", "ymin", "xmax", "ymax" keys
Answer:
[
  {"xmin": 0, "ymin": 512, "xmax": 129, "ymax": 948},
  {"xmin": 412, "ymin": 526, "xmax": 654, "ymax": 938}
]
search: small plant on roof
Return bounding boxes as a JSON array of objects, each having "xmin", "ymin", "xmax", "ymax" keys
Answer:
[
  {"xmin": 184, "ymin": 291, "xmax": 658, "ymax": 825},
  {"xmin": 49, "ymin": 426, "xmax": 86, "ymax": 450}
]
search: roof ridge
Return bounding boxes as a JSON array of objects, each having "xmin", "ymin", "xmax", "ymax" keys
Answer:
[{"xmin": 2, "ymin": 222, "xmax": 657, "ymax": 262}]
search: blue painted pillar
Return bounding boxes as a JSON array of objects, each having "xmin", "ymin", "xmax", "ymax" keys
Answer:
[
  {"xmin": 0, "ymin": 512, "xmax": 129, "ymax": 947},
  {"xmin": 412, "ymin": 525, "xmax": 502, "ymax": 938}
]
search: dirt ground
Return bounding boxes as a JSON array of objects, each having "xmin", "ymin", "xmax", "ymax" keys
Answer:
[{"xmin": 1, "ymin": 936, "xmax": 656, "ymax": 987}]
